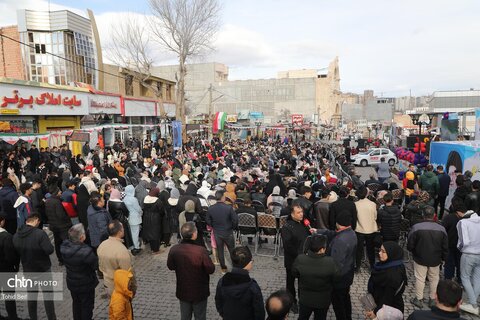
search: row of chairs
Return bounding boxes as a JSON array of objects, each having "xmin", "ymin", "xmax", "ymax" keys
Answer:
[{"xmin": 236, "ymin": 213, "xmax": 288, "ymax": 258}]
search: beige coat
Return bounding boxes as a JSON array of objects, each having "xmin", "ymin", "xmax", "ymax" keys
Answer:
[
  {"xmin": 97, "ymin": 236, "xmax": 133, "ymax": 295},
  {"xmin": 354, "ymin": 198, "xmax": 378, "ymax": 234}
]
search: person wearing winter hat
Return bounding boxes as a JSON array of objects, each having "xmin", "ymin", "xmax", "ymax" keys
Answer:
[
  {"xmin": 365, "ymin": 241, "xmax": 407, "ymax": 319},
  {"xmin": 328, "ymin": 210, "xmax": 357, "ymax": 320}
]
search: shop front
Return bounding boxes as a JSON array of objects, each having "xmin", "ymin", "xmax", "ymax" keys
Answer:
[
  {"xmin": 124, "ymin": 97, "xmax": 160, "ymax": 143},
  {"xmin": 0, "ymin": 79, "xmax": 89, "ymax": 154}
]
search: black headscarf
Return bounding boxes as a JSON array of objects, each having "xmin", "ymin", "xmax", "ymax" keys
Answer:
[{"xmin": 382, "ymin": 241, "xmax": 403, "ymax": 262}]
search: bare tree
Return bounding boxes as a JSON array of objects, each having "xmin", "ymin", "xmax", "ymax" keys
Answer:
[
  {"xmin": 149, "ymin": 0, "xmax": 222, "ymax": 130},
  {"xmin": 108, "ymin": 15, "xmax": 167, "ymax": 116},
  {"xmin": 280, "ymin": 108, "xmax": 291, "ymax": 121}
]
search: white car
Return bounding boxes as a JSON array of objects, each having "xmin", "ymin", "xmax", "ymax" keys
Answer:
[{"xmin": 351, "ymin": 148, "xmax": 397, "ymax": 167}]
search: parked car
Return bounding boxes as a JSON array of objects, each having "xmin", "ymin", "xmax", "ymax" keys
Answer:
[{"xmin": 351, "ymin": 148, "xmax": 397, "ymax": 167}]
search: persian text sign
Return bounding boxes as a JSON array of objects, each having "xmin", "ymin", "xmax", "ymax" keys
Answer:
[
  {"xmin": 0, "ymin": 83, "xmax": 88, "ymax": 115},
  {"xmin": 291, "ymin": 114, "xmax": 303, "ymax": 126},
  {"xmin": 88, "ymin": 94, "xmax": 122, "ymax": 114}
]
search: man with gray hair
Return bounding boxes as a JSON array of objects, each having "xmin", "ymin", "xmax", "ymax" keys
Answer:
[
  {"xmin": 60, "ymin": 223, "xmax": 99, "ymax": 320},
  {"xmin": 168, "ymin": 222, "xmax": 215, "ymax": 320}
]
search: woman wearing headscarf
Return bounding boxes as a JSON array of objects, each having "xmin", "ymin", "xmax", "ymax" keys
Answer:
[
  {"xmin": 157, "ymin": 181, "xmax": 172, "ymax": 247},
  {"xmin": 142, "ymin": 188, "xmax": 165, "ymax": 255},
  {"xmin": 134, "ymin": 179, "xmax": 149, "ymax": 209},
  {"xmin": 365, "ymin": 241, "xmax": 407, "ymax": 319},
  {"xmin": 178, "ymin": 200, "xmax": 205, "ymax": 247},
  {"xmin": 265, "ymin": 172, "xmax": 287, "ymax": 197},
  {"xmin": 123, "ymin": 185, "xmax": 142, "ymax": 255},
  {"xmin": 177, "ymin": 183, "xmax": 202, "ymax": 214},
  {"xmin": 107, "ymin": 189, "xmax": 134, "ymax": 250},
  {"xmin": 168, "ymin": 188, "xmax": 181, "ymax": 240}
]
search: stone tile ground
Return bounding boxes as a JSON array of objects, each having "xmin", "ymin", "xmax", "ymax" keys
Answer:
[{"xmin": 1, "ymin": 238, "xmax": 478, "ymax": 320}]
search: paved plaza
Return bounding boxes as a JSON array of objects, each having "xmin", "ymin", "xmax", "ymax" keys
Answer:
[
  {"xmin": 1, "ymin": 238, "xmax": 478, "ymax": 320},
  {"xmin": 1, "ymin": 166, "xmax": 478, "ymax": 320}
]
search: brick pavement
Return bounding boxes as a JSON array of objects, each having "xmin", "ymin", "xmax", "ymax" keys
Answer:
[{"xmin": 1, "ymin": 238, "xmax": 478, "ymax": 320}]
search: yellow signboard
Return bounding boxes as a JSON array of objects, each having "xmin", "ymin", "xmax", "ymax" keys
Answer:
[
  {"xmin": 1, "ymin": 109, "xmax": 19, "ymax": 114},
  {"xmin": 226, "ymin": 114, "xmax": 238, "ymax": 123}
]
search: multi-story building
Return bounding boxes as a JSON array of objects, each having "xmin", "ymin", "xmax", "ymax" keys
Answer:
[
  {"xmin": 153, "ymin": 58, "xmax": 342, "ymax": 125},
  {"xmin": 0, "ymin": 9, "xmax": 103, "ymax": 88}
]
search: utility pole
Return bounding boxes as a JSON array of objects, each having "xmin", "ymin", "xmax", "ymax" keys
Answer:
[{"xmin": 208, "ymin": 84, "xmax": 213, "ymax": 139}]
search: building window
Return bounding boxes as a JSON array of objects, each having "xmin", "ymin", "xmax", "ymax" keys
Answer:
[
  {"xmin": 166, "ymin": 84, "xmax": 171, "ymax": 101},
  {"xmin": 125, "ymin": 75, "xmax": 134, "ymax": 96},
  {"xmin": 156, "ymin": 82, "xmax": 163, "ymax": 98}
]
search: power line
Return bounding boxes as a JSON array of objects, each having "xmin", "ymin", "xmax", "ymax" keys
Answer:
[{"xmin": 0, "ymin": 33, "xmax": 125, "ymax": 80}]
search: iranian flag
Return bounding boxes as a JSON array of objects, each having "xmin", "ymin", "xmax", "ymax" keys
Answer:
[{"xmin": 213, "ymin": 112, "xmax": 227, "ymax": 133}]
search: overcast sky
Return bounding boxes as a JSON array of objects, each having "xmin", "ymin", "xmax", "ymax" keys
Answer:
[{"xmin": 1, "ymin": 0, "xmax": 480, "ymax": 96}]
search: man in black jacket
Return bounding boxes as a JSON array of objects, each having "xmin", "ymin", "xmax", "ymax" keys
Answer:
[
  {"xmin": 434, "ymin": 165, "xmax": 451, "ymax": 220},
  {"xmin": 0, "ymin": 178, "xmax": 19, "ymax": 234},
  {"xmin": 13, "ymin": 214, "xmax": 56, "ymax": 320},
  {"xmin": 206, "ymin": 190, "xmax": 238, "ymax": 273},
  {"xmin": 45, "ymin": 186, "xmax": 72, "ymax": 265},
  {"xmin": 292, "ymin": 234, "xmax": 339, "ymax": 320},
  {"xmin": 441, "ymin": 201, "xmax": 467, "ymax": 284},
  {"xmin": 465, "ymin": 180, "xmax": 480, "ymax": 214},
  {"xmin": 313, "ymin": 190, "xmax": 331, "ymax": 229},
  {"xmin": 0, "ymin": 212, "xmax": 20, "ymax": 320},
  {"xmin": 280, "ymin": 204, "xmax": 313, "ymax": 313},
  {"xmin": 61, "ymin": 223, "xmax": 99, "ymax": 320},
  {"xmin": 328, "ymin": 211, "xmax": 357, "ymax": 320},
  {"xmin": 328, "ymin": 186, "xmax": 357, "ymax": 230},
  {"xmin": 377, "ymin": 192, "xmax": 402, "ymax": 242},
  {"xmin": 407, "ymin": 280, "xmax": 466, "ymax": 320},
  {"xmin": 292, "ymin": 186, "xmax": 313, "ymax": 222},
  {"xmin": 215, "ymin": 246, "xmax": 265, "ymax": 320},
  {"xmin": 407, "ymin": 206, "xmax": 449, "ymax": 309}
]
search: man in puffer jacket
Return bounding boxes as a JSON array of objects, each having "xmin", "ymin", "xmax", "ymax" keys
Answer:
[
  {"xmin": 60, "ymin": 224, "xmax": 98, "ymax": 320},
  {"xmin": 418, "ymin": 164, "xmax": 439, "ymax": 203},
  {"xmin": 377, "ymin": 192, "xmax": 402, "ymax": 242},
  {"xmin": 215, "ymin": 246, "xmax": 265, "ymax": 320},
  {"xmin": 14, "ymin": 182, "xmax": 33, "ymax": 229}
]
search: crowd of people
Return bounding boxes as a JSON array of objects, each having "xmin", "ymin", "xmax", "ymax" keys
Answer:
[{"xmin": 0, "ymin": 135, "xmax": 479, "ymax": 320}]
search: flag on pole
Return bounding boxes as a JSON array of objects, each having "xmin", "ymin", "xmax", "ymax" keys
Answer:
[{"xmin": 213, "ymin": 112, "xmax": 227, "ymax": 133}]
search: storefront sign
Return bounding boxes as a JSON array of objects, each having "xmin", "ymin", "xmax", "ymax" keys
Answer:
[
  {"xmin": 88, "ymin": 95, "xmax": 122, "ymax": 114},
  {"xmin": 124, "ymin": 98, "xmax": 157, "ymax": 117},
  {"xmin": 226, "ymin": 114, "xmax": 238, "ymax": 123},
  {"xmin": 1, "ymin": 109, "xmax": 19, "ymax": 114},
  {"xmin": 292, "ymin": 114, "xmax": 304, "ymax": 126},
  {"xmin": 0, "ymin": 83, "xmax": 89, "ymax": 115}
]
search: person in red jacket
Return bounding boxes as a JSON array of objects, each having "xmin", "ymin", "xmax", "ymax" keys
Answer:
[
  {"xmin": 167, "ymin": 222, "xmax": 215, "ymax": 320},
  {"xmin": 61, "ymin": 180, "xmax": 78, "ymax": 224}
]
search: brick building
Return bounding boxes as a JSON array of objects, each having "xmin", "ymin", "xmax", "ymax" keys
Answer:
[{"xmin": 0, "ymin": 25, "xmax": 24, "ymax": 80}]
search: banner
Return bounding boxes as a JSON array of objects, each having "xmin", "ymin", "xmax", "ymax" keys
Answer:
[
  {"xmin": 172, "ymin": 121, "xmax": 182, "ymax": 150},
  {"xmin": 440, "ymin": 119, "xmax": 459, "ymax": 141},
  {"xmin": 475, "ymin": 108, "xmax": 480, "ymax": 140}
]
